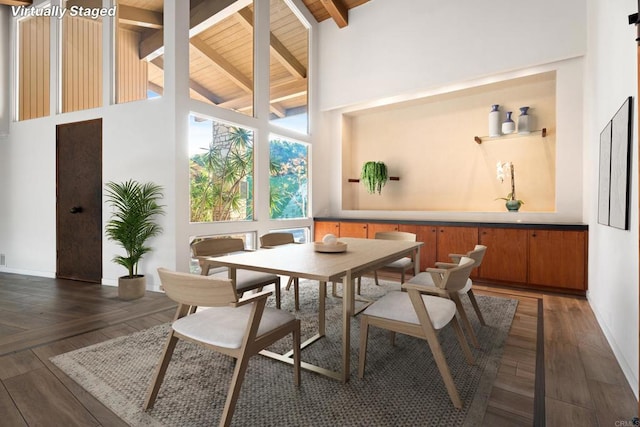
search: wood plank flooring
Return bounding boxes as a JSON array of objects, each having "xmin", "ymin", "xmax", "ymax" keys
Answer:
[{"xmin": 0, "ymin": 272, "xmax": 636, "ymax": 426}]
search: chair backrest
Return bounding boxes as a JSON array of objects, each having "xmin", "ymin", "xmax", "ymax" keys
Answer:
[
  {"xmin": 466, "ymin": 245, "xmax": 487, "ymax": 268},
  {"xmin": 374, "ymin": 231, "xmax": 417, "ymax": 242},
  {"xmin": 260, "ymin": 232, "xmax": 295, "ymax": 248},
  {"xmin": 158, "ymin": 268, "xmax": 238, "ymax": 307},
  {"xmin": 441, "ymin": 256, "xmax": 475, "ymax": 292},
  {"xmin": 192, "ymin": 237, "xmax": 245, "ymax": 257}
]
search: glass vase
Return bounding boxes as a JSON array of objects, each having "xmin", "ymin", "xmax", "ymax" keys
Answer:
[{"xmin": 518, "ymin": 106, "xmax": 530, "ymax": 134}]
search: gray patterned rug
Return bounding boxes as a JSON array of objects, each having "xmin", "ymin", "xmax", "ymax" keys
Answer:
[{"xmin": 51, "ymin": 278, "xmax": 517, "ymax": 426}]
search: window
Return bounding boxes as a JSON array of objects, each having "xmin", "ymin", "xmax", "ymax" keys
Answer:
[
  {"xmin": 269, "ymin": 0, "xmax": 309, "ymax": 133},
  {"xmin": 189, "ymin": 0, "xmax": 253, "ymax": 116},
  {"xmin": 17, "ymin": 14, "xmax": 50, "ymax": 120},
  {"xmin": 115, "ymin": 0, "xmax": 164, "ymax": 103},
  {"xmin": 189, "ymin": 115, "xmax": 254, "ymax": 222},
  {"xmin": 269, "ymin": 136, "xmax": 308, "ymax": 219},
  {"xmin": 61, "ymin": 0, "xmax": 103, "ymax": 113}
]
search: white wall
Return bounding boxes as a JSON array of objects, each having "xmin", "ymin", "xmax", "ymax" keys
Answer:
[
  {"xmin": 585, "ymin": 0, "xmax": 639, "ymax": 397},
  {"xmin": 314, "ymin": 0, "xmax": 587, "ymax": 224},
  {"xmin": 0, "ymin": 6, "xmax": 9, "ymax": 135},
  {"xmin": 317, "ymin": 0, "xmax": 586, "ymax": 111}
]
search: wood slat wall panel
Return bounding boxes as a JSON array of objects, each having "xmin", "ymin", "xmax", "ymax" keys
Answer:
[
  {"xmin": 62, "ymin": 16, "xmax": 102, "ymax": 113},
  {"xmin": 19, "ymin": 16, "xmax": 50, "ymax": 121},
  {"xmin": 117, "ymin": 28, "xmax": 148, "ymax": 104}
]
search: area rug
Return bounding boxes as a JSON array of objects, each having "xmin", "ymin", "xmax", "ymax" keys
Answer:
[{"xmin": 51, "ymin": 278, "xmax": 517, "ymax": 427}]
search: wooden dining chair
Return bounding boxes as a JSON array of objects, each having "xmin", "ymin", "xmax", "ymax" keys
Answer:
[
  {"xmin": 372, "ymin": 231, "xmax": 417, "ymax": 286},
  {"xmin": 260, "ymin": 232, "xmax": 301, "ymax": 310},
  {"xmin": 358, "ymin": 257, "xmax": 476, "ymax": 409},
  {"xmin": 405, "ymin": 247, "xmax": 487, "ymax": 348},
  {"xmin": 191, "ymin": 237, "xmax": 282, "ymax": 308},
  {"xmin": 145, "ymin": 268, "xmax": 301, "ymax": 427}
]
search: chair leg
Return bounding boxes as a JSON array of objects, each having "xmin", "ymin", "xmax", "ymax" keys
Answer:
[
  {"xmin": 400, "ymin": 270, "xmax": 405, "ymax": 284},
  {"xmin": 423, "ymin": 329, "xmax": 463, "ymax": 409},
  {"xmin": 389, "ymin": 331, "xmax": 396, "ymax": 346},
  {"xmin": 374, "ymin": 270, "xmax": 380, "ymax": 286},
  {"xmin": 450, "ymin": 316, "xmax": 475, "ymax": 365},
  {"xmin": 221, "ymin": 354, "xmax": 251, "ymax": 427},
  {"xmin": 358, "ymin": 316, "xmax": 370, "ymax": 378},
  {"xmin": 293, "ymin": 278, "xmax": 300, "ymax": 311},
  {"xmin": 451, "ymin": 293, "xmax": 480, "ymax": 348},
  {"xmin": 274, "ymin": 277, "xmax": 281, "ymax": 309},
  {"xmin": 144, "ymin": 331, "xmax": 179, "ymax": 410},
  {"xmin": 467, "ymin": 289, "xmax": 486, "ymax": 326},
  {"xmin": 356, "ymin": 277, "xmax": 361, "ymax": 295}
]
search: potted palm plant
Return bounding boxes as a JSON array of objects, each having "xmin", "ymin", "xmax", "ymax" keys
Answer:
[{"xmin": 105, "ymin": 180, "xmax": 165, "ymax": 300}]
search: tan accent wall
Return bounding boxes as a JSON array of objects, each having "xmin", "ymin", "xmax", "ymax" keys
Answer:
[
  {"xmin": 117, "ymin": 28, "xmax": 149, "ymax": 104},
  {"xmin": 18, "ymin": 16, "xmax": 50, "ymax": 121},
  {"xmin": 62, "ymin": 16, "xmax": 103, "ymax": 113},
  {"xmin": 342, "ymin": 72, "xmax": 557, "ymax": 213}
]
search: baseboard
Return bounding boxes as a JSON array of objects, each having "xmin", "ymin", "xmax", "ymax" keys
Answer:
[
  {"xmin": 0, "ymin": 267, "xmax": 55, "ymax": 278},
  {"xmin": 587, "ymin": 291, "xmax": 639, "ymax": 399}
]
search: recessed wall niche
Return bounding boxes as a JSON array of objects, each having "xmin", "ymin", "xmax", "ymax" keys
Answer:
[{"xmin": 341, "ymin": 71, "xmax": 556, "ymax": 212}]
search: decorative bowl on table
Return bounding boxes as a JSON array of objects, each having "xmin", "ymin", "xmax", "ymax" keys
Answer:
[{"xmin": 314, "ymin": 241, "xmax": 347, "ymax": 253}]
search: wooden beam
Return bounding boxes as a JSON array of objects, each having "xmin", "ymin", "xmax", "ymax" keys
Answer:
[
  {"xmin": 151, "ymin": 57, "xmax": 223, "ymax": 104},
  {"xmin": 235, "ymin": 8, "xmax": 306, "ymax": 79},
  {"xmin": 320, "ymin": 0, "xmax": 348, "ymax": 28},
  {"xmin": 219, "ymin": 78, "xmax": 307, "ymax": 111},
  {"xmin": 65, "ymin": 0, "xmax": 101, "ymax": 8},
  {"xmin": 0, "ymin": 0, "xmax": 32, "ymax": 5},
  {"xmin": 118, "ymin": 5, "xmax": 163, "ymax": 30},
  {"xmin": 139, "ymin": 0, "xmax": 249, "ymax": 60},
  {"xmin": 189, "ymin": 35, "xmax": 253, "ymax": 94}
]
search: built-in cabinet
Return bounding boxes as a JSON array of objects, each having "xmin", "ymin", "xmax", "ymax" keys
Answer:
[{"xmin": 314, "ymin": 219, "xmax": 588, "ymax": 293}]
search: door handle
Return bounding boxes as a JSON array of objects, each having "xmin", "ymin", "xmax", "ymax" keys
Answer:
[{"xmin": 70, "ymin": 206, "xmax": 83, "ymax": 214}]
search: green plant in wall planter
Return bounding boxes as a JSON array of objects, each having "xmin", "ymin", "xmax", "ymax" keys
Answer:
[
  {"xmin": 105, "ymin": 180, "xmax": 165, "ymax": 300},
  {"xmin": 361, "ymin": 161, "xmax": 389, "ymax": 195}
]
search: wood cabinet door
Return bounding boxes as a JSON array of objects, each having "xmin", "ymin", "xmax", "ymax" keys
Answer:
[
  {"xmin": 339, "ymin": 222, "xmax": 368, "ymax": 238},
  {"xmin": 415, "ymin": 225, "xmax": 438, "ymax": 271},
  {"xmin": 436, "ymin": 226, "xmax": 479, "ymax": 277},
  {"xmin": 436, "ymin": 226, "xmax": 479, "ymax": 262},
  {"xmin": 528, "ymin": 230, "xmax": 587, "ymax": 290},
  {"xmin": 478, "ymin": 227, "xmax": 528, "ymax": 283},
  {"xmin": 314, "ymin": 221, "xmax": 340, "ymax": 241},
  {"xmin": 368, "ymin": 222, "xmax": 398, "ymax": 238}
]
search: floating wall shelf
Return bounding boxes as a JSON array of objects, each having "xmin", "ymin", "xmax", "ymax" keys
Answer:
[
  {"xmin": 474, "ymin": 128, "xmax": 547, "ymax": 144},
  {"xmin": 348, "ymin": 177, "xmax": 400, "ymax": 183}
]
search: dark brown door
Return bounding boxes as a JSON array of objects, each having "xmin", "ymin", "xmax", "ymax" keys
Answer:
[{"xmin": 56, "ymin": 119, "xmax": 102, "ymax": 283}]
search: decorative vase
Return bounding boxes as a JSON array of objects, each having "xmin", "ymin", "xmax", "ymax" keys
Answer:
[
  {"xmin": 517, "ymin": 106, "xmax": 530, "ymax": 134},
  {"xmin": 488, "ymin": 104, "xmax": 501, "ymax": 137},
  {"xmin": 505, "ymin": 199, "xmax": 522, "ymax": 212},
  {"xmin": 501, "ymin": 112, "xmax": 515, "ymax": 134}
]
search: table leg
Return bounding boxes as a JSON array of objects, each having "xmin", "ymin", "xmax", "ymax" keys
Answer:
[
  {"xmin": 341, "ymin": 270, "xmax": 353, "ymax": 383},
  {"xmin": 319, "ymin": 281, "xmax": 326, "ymax": 336},
  {"xmin": 414, "ymin": 246, "xmax": 421, "ymax": 275}
]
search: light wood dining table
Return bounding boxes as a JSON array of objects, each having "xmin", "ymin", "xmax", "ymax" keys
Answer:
[{"xmin": 206, "ymin": 237, "xmax": 423, "ymax": 382}]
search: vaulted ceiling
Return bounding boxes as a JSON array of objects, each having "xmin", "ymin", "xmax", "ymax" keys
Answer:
[{"xmin": 2, "ymin": 0, "xmax": 369, "ymax": 118}]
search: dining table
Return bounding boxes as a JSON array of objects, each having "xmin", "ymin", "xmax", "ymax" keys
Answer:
[{"xmin": 207, "ymin": 237, "xmax": 424, "ymax": 382}]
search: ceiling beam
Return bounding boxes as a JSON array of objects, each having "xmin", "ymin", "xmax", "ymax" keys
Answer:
[
  {"xmin": 151, "ymin": 57, "xmax": 223, "ymax": 104},
  {"xmin": 118, "ymin": 5, "xmax": 163, "ymax": 30},
  {"xmin": 139, "ymin": 0, "xmax": 250, "ymax": 60},
  {"xmin": 235, "ymin": 8, "xmax": 306, "ymax": 80},
  {"xmin": 190, "ymin": 35, "xmax": 253, "ymax": 94},
  {"xmin": 0, "ymin": 0, "xmax": 32, "ymax": 5},
  {"xmin": 218, "ymin": 78, "xmax": 306, "ymax": 111},
  {"xmin": 320, "ymin": 0, "xmax": 348, "ymax": 28}
]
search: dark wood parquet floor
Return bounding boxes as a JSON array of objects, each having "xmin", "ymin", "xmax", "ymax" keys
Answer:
[{"xmin": 0, "ymin": 272, "xmax": 636, "ymax": 426}]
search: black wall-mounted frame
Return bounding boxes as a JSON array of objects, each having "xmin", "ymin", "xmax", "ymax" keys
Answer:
[{"xmin": 598, "ymin": 96, "xmax": 633, "ymax": 230}]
